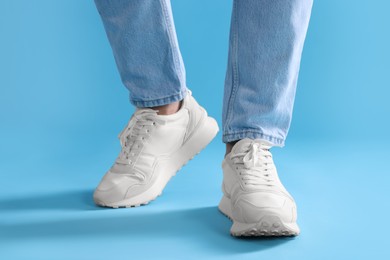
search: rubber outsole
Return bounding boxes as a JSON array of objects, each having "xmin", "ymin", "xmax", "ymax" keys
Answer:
[
  {"xmin": 95, "ymin": 116, "xmax": 219, "ymax": 208},
  {"xmin": 218, "ymin": 195, "xmax": 300, "ymax": 237}
]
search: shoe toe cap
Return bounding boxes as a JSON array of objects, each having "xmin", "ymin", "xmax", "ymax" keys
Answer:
[
  {"xmin": 233, "ymin": 192, "xmax": 297, "ymax": 223},
  {"xmin": 93, "ymin": 171, "xmax": 140, "ymax": 206}
]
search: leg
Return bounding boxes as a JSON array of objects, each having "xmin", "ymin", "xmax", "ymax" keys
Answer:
[
  {"xmin": 92, "ymin": 0, "xmax": 219, "ymax": 208},
  {"xmin": 94, "ymin": 0, "xmax": 187, "ymax": 108},
  {"xmin": 223, "ymin": 0, "xmax": 313, "ymax": 150},
  {"xmin": 220, "ymin": 0, "xmax": 313, "ymax": 237}
]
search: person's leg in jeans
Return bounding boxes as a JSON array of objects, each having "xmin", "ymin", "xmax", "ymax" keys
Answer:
[
  {"xmin": 219, "ymin": 0, "xmax": 313, "ymax": 236},
  {"xmin": 92, "ymin": 0, "xmax": 218, "ymax": 208},
  {"xmin": 94, "ymin": 0, "xmax": 186, "ymax": 112}
]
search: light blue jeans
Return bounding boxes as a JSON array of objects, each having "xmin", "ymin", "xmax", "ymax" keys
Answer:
[{"xmin": 94, "ymin": 0, "xmax": 313, "ymax": 146}]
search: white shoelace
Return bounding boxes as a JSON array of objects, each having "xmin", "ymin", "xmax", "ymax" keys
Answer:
[
  {"xmin": 231, "ymin": 142, "xmax": 275, "ymax": 187},
  {"xmin": 116, "ymin": 109, "xmax": 165, "ymax": 166}
]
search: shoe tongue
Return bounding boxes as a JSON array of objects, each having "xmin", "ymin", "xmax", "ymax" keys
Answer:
[
  {"xmin": 231, "ymin": 138, "xmax": 272, "ymax": 155},
  {"xmin": 135, "ymin": 107, "xmax": 184, "ymax": 122},
  {"xmin": 134, "ymin": 108, "xmax": 168, "ymax": 124},
  {"xmin": 231, "ymin": 138, "xmax": 254, "ymax": 154},
  {"xmin": 135, "ymin": 107, "xmax": 158, "ymax": 115}
]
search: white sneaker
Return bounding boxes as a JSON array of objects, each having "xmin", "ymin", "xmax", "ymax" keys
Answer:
[
  {"xmin": 218, "ymin": 138, "xmax": 300, "ymax": 236},
  {"xmin": 94, "ymin": 89, "xmax": 219, "ymax": 208}
]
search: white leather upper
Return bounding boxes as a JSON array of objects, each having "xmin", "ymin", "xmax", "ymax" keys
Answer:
[
  {"xmin": 222, "ymin": 138, "xmax": 297, "ymax": 223},
  {"xmin": 94, "ymin": 89, "xmax": 207, "ymax": 204}
]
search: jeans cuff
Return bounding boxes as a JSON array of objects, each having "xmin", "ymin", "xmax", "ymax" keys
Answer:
[
  {"xmin": 129, "ymin": 87, "xmax": 188, "ymax": 107},
  {"xmin": 222, "ymin": 130, "xmax": 285, "ymax": 147}
]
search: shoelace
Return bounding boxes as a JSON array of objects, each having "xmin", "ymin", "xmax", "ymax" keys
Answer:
[
  {"xmin": 116, "ymin": 109, "xmax": 165, "ymax": 166},
  {"xmin": 231, "ymin": 142, "xmax": 275, "ymax": 186}
]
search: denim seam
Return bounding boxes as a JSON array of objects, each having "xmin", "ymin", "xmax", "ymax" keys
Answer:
[
  {"xmin": 224, "ymin": 0, "xmax": 239, "ymax": 134},
  {"xmin": 130, "ymin": 88, "xmax": 186, "ymax": 107},
  {"xmin": 223, "ymin": 130, "xmax": 285, "ymax": 147},
  {"xmin": 159, "ymin": 0, "xmax": 183, "ymax": 83}
]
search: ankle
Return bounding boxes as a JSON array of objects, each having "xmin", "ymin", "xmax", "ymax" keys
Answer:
[
  {"xmin": 225, "ymin": 140, "xmax": 239, "ymax": 157},
  {"xmin": 147, "ymin": 100, "xmax": 182, "ymax": 115}
]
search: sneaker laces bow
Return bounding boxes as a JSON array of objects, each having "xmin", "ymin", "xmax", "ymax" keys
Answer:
[
  {"xmin": 117, "ymin": 109, "xmax": 165, "ymax": 165},
  {"xmin": 232, "ymin": 142, "xmax": 275, "ymax": 186}
]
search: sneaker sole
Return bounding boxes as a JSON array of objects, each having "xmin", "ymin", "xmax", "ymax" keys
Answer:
[
  {"xmin": 218, "ymin": 195, "xmax": 300, "ymax": 237},
  {"xmin": 95, "ymin": 116, "xmax": 219, "ymax": 208}
]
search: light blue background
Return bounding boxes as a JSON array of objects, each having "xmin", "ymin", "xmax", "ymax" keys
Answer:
[{"xmin": 0, "ymin": 0, "xmax": 389, "ymax": 259}]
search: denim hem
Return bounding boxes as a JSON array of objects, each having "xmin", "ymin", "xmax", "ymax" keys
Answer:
[
  {"xmin": 129, "ymin": 87, "xmax": 188, "ymax": 108},
  {"xmin": 222, "ymin": 130, "xmax": 285, "ymax": 147}
]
